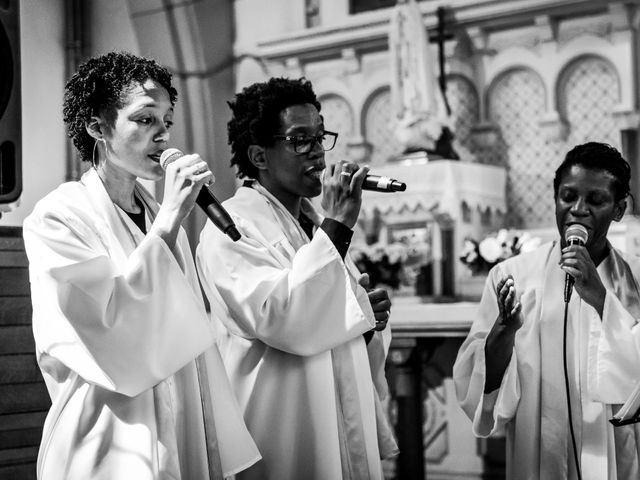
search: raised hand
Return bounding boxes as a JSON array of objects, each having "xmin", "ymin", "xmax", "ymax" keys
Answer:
[
  {"xmin": 495, "ymin": 275, "xmax": 523, "ymax": 333},
  {"xmin": 321, "ymin": 160, "xmax": 369, "ymax": 228},
  {"xmin": 484, "ymin": 275, "xmax": 523, "ymax": 393}
]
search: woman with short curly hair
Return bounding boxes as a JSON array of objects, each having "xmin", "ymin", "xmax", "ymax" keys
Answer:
[
  {"xmin": 22, "ymin": 51, "xmax": 259, "ymax": 480},
  {"xmin": 197, "ymin": 77, "xmax": 398, "ymax": 480},
  {"xmin": 226, "ymin": 77, "xmax": 321, "ymax": 179}
]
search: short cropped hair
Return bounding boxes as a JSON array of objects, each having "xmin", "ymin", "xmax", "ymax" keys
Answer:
[
  {"xmin": 553, "ymin": 142, "xmax": 631, "ymax": 202},
  {"xmin": 227, "ymin": 77, "xmax": 321, "ymax": 178},
  {"xmin": 63, "ymin": 51, "xmax": 177, "ymax": 163}
]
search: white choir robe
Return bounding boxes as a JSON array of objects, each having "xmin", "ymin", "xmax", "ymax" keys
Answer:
[
  {"xmin": 196, "ymin": 183, "xmax": 398, "ymax": 480},
  {"xmin": 453, "ymin": 241, "xmax": 640, "ymax": 480},
  {"xmin": 23, "ymin": 169, "xmax": 260, "ymax": 480}
]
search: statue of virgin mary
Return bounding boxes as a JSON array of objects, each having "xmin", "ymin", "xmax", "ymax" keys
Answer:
[{"xmin": 389, "ymin": 0, "xmax": 455, "ymax": 158}]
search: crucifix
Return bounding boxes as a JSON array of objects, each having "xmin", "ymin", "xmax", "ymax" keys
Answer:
[
  {"xmin": 426, "ymin": 6, "xmax": 458, "ymax": 159},
  {"xmin": 389, "ymin": 0, "xmax": 459, "ymax": 159},
  {"xmin": 430, "ymin": 6, "xmax": 455, "ymax": 117}
]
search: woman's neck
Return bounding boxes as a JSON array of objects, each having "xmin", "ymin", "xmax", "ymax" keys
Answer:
[
  {"xmin": 277, "ymin": 195, "xmax": 302, "ymax": 219},
  {"xmin": 96, "ymin": 163, "xmax": 139, "ymax": 213},
  {"xmin": 257, "ymin": 178, "xmax": 302, "ymax": 218},
  {"xmin": 589, "ymin": 239, "xmax": 610, "ymax": 267}
]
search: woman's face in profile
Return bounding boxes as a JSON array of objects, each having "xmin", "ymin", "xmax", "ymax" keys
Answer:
[
  {"xmin": 555, "ymin": 164, "xmax": 625, "ymax": 251},
  {"xmin": 101, "ymin": 78, "xmax": 174, "ymax": 181}
]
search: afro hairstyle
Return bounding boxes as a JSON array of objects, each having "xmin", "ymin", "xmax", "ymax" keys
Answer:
[
  {"xmin": 227, "ymin": 77, "xmax": 321, "ymax": 179},
  {"xmin": 63, "ymin": 51, "xmax": 177, "ymax": 163}
]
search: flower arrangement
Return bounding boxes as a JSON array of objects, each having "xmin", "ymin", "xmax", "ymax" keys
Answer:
[
  {"xmin": 351, "ymin": 240, "xmax": 431, "ymax": 290},
  {"xmin": 459, "ymin": 229, "xmax": 541, "ymax": 275}
]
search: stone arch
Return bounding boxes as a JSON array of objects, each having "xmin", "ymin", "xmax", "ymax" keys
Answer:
[
  {"xmin": 486, "ymin": 66, "xmax": 547, "ymax": 117},
  {"xmin": 361, "ymin": 86, "xmax": 403, "ymax": 165},
  {"xmin": 487, "ymin": 67, "xmax": 555, "ymax": 228},
  {"xmin": 556, "ymin": 54, "xmax": 621, "ymax": 148},
  {"xmin": 317, "ymin": 93, "xmax": 355, "ymax": 163}
]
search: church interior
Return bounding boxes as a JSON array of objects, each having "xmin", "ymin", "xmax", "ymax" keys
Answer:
[{"xmin": 1, "ymin": 0, "xmax": 639, "ymax": 478}]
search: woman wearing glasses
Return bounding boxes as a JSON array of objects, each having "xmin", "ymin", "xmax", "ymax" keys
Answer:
[{"xmin": 196, "ymin": 77, "xmax": 398, "ymax": 480}]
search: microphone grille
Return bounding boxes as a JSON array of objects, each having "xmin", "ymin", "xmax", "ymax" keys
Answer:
[
  {"xmin": 160, "ymin": 148, "xmax": 184, "ymax": 170},
  {"xmin": 565, "ymin": 224, "xmax": 588, "ymax": 245}
]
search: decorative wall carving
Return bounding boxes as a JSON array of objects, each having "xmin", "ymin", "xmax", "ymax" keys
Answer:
[
  {"xmin": 558, "ymin": 55, "xmax": 620, "ymax": 147},
  {"xmin": 242, "ymin": 2, "xmax": 637, "ymax": 232},
  {"xmin": 363, "ymin": 88, "xmax": 403, "ymax": 165},
  {"xmin": 557, "ymin": 15, "xmax": 613, "ymax": 44},
  {"xmin": 488, "ymin": 68, "xmax": 555, "ymax": 227},
  {"xmin": 488, "ymin": 25, "xmax": 548, "ymax": 52}
]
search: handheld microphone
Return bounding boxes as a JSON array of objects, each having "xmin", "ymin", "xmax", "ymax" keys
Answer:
[
  {"xmin": 361, "ymin": 174, "xmax": 406, "ymax": 192},
  {"xmin": 160, "ymin": 148, "xmax": 241, "ymax": 242},
  {"xmin": 563, "ymin": 224, "xmax": 588, "ymax": 303}
]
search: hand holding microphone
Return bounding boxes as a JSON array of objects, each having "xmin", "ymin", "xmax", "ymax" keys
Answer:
[
  {"xmin": 160, "ymin": 148, "xmax": 241, "ymax": 242},
  {"xmin": 321, "ymin": 161, "xmax": 369, "ymax": 228},
  {"xmin": 560, "ymin": 224, "xmax": 606, "ymax": 312},
  {"xmin": 321, "ymin": 161, "xmax": 408, "ymax": 228},
  {"xmin": 562, "ymin": 224, "xmax": 588, "ymax": 303}
]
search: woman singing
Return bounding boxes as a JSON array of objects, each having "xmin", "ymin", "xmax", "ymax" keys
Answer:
[{"xmin": 23, "ymin": 51, "xmax": 259, "ymax": 480}]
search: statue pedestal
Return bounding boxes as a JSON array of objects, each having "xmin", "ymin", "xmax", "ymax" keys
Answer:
[{"xmin": 359, "ymin": 159, "xmax": 507, "ymax": 299}]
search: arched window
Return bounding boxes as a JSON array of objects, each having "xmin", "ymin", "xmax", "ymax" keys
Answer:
[
  {"xmin": 558, "ymin": 55, "xmax": 620, "ymax": 148},
  {"xmin": 318, "ymin": 94, "xmax": 354, "ymax": 163},
  {"xmin": 363, "ymin": 88, "xmax": 403, "ymax": 165},
  {"xmin": 488, "ymin": 68, "xmax": 554, "ymax": 227}
]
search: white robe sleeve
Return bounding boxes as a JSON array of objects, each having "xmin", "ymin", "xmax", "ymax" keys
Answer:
[
  {"xmin": 587, "ymin": 290, "xmax": 640, "ymax": 403},
  {"xmin": 197, "ymin": 223, "xmax": 374, "ymax": 357},
  {"xmin": 453, "ymin": 267, "xmax": 522, "ymax": 437},
  {"xmin": 24, "ymin": 207, "xmax": 215, "ymax": 397}
]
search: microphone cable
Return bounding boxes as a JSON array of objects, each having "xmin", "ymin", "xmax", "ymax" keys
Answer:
[{"xmin": 563, "ymin": 299, "xmax": 583, "ymax": 480}]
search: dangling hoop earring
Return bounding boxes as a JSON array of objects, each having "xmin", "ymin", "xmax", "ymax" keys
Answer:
[{"xmin": 92, "ymin": 138, "xmax": 105, "ymax": 170}]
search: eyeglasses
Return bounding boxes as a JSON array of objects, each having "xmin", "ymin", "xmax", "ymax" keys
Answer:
[{"xmin": 272, "ymin": 130, "xmax": 338, "ymax": 154}]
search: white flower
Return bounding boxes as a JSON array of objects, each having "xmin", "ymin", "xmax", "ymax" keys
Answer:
[
  {"xmin": 479, "ymin": 237, "xmax": 503, "ymax": 263},
  {"xmin": 461, "ymin": 230, "xmax": 542, "ymax": 273},
  {"xmin": 369, "ymin": 244, "xmax": 386, "ymax": 262},
  {"xmin": 514, "ymin": 232, "xmax": 528, "ymax": 250},
  {"xmin": 461, "ymin": 239, "xmax": 476, "ymax": 256},
  {"xmin": 464, "ymin": 250, "xmax": 478, "ymax": 264},
  {"xmin": 495, "ymin": 229, "xmax": 509, "ymax": 245}
]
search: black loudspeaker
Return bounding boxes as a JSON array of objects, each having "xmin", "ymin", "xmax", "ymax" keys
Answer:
[{"xmin": 0, "ymin": 0, "xmax": 20, "ymax": 210}]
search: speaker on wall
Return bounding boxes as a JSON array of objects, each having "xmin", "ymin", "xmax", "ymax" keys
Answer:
[{"xmin": 0, "ymin": 0, "xmax": 20, "ymax": 212}]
